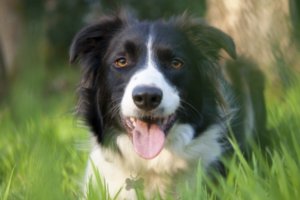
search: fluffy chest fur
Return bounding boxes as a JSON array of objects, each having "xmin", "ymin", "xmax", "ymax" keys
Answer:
[
  {"xmin": 69, "ymin": 11, "xmax": 265, "ymax": 200},
  {"xmin": 85, "ymin": 123, "xmax": 225, "ymax": 199}
]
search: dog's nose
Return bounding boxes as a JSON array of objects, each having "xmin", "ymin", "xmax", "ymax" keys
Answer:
[{"xmin": 132, "ymin": 86, "xmax": 162, "ymax": 111}]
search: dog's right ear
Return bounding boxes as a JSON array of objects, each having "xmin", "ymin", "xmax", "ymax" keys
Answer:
[{"xmin": 69, "ymin": 15, "xmax": 125, "ymax": 64}]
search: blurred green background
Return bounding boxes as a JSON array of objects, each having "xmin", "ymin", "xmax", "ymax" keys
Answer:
[{"xmin": 0, "ymin": 0, "xmax": 300, "ymax": 199}]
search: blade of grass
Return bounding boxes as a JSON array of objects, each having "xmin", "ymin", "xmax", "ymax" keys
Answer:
[{"xmin": 1, "ymin": 166, "xmax": 15, "ymax": 200}]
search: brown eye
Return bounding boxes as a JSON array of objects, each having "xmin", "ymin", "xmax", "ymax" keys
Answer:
[
  {"xmin": 114, "ymin": 57, "xmax": 128, "ymax": 68},
  {"xmin": 171, "ymin": 59, "xmax": 184, "ymax": 69}
]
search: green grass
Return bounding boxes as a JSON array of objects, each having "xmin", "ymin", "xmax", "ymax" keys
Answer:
[{"xmin": 1, "ymin": 25, "xmax": 300, "ymax": 199}]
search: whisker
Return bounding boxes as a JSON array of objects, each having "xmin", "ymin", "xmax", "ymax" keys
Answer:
[
  {"xmin": 106, "ymin": 97, "xmax": 123, "ymax": 119},
  {"xmin": 109, "ymin": 105, "xmax": 121, "ymax": 119},
  {"xmin": 179, "ymin": 100, "xmax": 203, "ymax": 121}
]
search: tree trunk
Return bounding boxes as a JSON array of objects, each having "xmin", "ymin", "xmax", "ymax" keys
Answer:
[
  {"xmin": 206, "ymin": 0, "xmax": 297, "ymax": 78},
  {"xmin": 0, "ymin": 40, "xmax": 6, "ymax": 102},
  {"xmin": 0, "ymin": 0, "xmax": 23, "ymax": 77},
  {"xmin": 0, "ymin": 0, "xmax": 23, "ymax": 101}
]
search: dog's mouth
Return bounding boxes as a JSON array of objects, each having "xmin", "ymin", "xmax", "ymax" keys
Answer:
[{"xmin": 122, "ymin": 114, "xmax": 176, "ymax": 159}]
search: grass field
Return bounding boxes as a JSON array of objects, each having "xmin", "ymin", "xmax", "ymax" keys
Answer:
[{"xmin": 1, "ymin": 27, "xmax": 300, "ymax": 199}]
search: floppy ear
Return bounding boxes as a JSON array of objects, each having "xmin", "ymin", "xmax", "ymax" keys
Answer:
[
  {"xmin": 196, "ymin": 25, "xmax": 237, "ymax": 59},
  {"xmin": 175, "ymin": 16, "xmax": 236, "ymax": 59},
  {"xmin": 69, "ymin": 15, "xmax": 124, "ymax": 64},
  {"xmin": 69, "ymin": 14, "xmax": 128, "ymax": 143}
]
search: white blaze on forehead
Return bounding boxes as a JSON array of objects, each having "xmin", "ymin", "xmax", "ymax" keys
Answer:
[
  {"xmin": 147, "ymin": 34, "xmax": 154, "ymax": 68},
  {"xmin": 120, "ymin": 32, "xmax": 180, "ymax": 117}
]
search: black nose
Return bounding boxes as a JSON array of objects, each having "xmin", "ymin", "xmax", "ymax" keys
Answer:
[{"xmin": 132, "ymin": 86, "xmax": 163, "ymax": 111}]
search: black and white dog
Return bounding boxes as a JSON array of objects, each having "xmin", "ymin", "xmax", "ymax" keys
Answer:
[{"xmin": 70, "ymin": 12, "xmax": 266, "ymax": 199}]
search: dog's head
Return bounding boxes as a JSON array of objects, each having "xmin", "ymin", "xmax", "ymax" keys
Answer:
[{"xmin": 70, "ymin": 12, "xmax": 236, "ymax": 159}]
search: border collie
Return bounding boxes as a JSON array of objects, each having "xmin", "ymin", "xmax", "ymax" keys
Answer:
[{"xmin": 70, "ymin": 12, "xmax": 266, "ymax": 199}]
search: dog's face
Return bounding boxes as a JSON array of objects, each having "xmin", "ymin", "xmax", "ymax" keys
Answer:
[{"xmin": 70, "ymin": 13, "xmax": 236, "ymax": 159}]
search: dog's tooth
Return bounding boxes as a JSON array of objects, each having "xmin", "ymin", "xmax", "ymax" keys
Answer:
[{"xmin": 132, "ymin": 120, "xmax": 136, "ymax": 127}]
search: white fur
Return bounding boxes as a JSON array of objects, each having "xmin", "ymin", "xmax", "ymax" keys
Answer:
[
  {"xmin": 120, "ymin": 34, "xmax": 180, "ymax": 118},
  {"xmin": 84, "ymin": 122, "xmax": 225, "ymax": 199}
]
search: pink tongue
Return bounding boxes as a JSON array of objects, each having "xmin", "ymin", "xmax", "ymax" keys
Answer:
[{"xmin": 132, "ymin": 120, "xmax": 165, "ymax": 159}]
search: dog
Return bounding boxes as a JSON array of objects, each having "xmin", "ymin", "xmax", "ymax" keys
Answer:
[{"xmin": 69, "ymin": 12, "xmax": 266, "ymax": 199}]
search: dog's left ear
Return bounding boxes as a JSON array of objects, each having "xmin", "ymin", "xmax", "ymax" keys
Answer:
[
  {"xmin": 176, "ymin": 16, "xmax": 236, "ymax": 59},
  {"xmin": 196, "ymin": 25, "xmax": 237, "ymax": 59}
]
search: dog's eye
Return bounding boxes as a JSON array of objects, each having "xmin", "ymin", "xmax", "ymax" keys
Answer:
[
  {"xmin": 114, "ymin": 57, "xmax": 128, "ymax": 68},
  {"xmin": 171, "ymin": 59, "xmax": 184, "ymax": 69}
]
